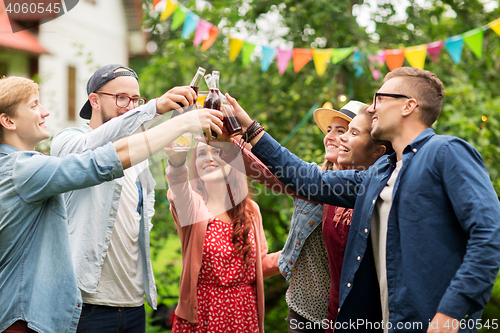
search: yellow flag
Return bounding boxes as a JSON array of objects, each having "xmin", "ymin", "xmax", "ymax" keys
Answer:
[
  {"xmin": 160, "ymin": 0, "xmax": 178, "ymax": 21},
  {"xmin": 229, "ymin": 37, "xmax": 245, "ymax": 62},
  {"xmin": 489, "ymin": 18, "xmax": 500, "ymax": 36},
  {"xmin": 404, "ymin": 44, "xmax": 427, "ymax": 69},
  {"xmin": 312, "ymin": 49, "xmax": 332, "ymax": 77}
]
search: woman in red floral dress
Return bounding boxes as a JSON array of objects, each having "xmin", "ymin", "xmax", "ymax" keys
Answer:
[{"xmin": 165, "ymin": 141, "xmax": 280, "ymax": 333}]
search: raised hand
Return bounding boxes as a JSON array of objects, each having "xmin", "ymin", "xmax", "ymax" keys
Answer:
[
  {"xmin": 156, "ymin": 86, "xmax": 197, "ymax": 114},
  {"xmin": 225, "ymin": 93, "xmax": 254, "ymax": 131}
]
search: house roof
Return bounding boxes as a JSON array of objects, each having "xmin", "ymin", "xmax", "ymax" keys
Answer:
[{"xmin": 0, "ymin": 11, "xmax": 48, "ymax": 55}]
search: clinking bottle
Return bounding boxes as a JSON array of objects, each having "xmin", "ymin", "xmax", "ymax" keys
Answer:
[
  {"xmin": 203, "ymin": 71, "xmax": 242, "ymax": 138},
  {"xmin": 172, "ymin": 66, "xmax": 206, "ymax": 118}
]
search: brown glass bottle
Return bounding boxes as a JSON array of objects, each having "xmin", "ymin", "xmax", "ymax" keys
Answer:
[{"xmin": 172, "ymin": 67, "xmax": 206, "ymax": 118}]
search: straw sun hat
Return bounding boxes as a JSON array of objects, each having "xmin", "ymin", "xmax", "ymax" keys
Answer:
[{"xmin": 313, "ymin": 100, "xmax": 368, "ymax": 135}]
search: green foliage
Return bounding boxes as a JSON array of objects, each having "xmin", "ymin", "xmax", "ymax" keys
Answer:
[{"xmin": 138, "ymin": 0, "xmax": 500, "ymax": 330}]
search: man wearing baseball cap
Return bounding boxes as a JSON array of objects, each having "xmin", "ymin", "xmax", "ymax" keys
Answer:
[{"xmin": 50, "ymin": 64, "xmax": 196, "ymax": 332}]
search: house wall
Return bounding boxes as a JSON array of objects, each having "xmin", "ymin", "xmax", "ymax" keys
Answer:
[{"xmin": 39, "ymin": 0, "xmax": 129, "ymax": 135}]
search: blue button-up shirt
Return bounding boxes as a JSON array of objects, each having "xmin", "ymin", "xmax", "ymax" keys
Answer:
[
  {"xmin": 252, "ymin": 129, "xmax": 500, "ymax": 332},
  {"xmin": 0, "ymin": 143, "xmax": 123, "ymax": 333},
  {"xmin": 50, "ymin": 100, "xmax": 159, "ymax": 309}
]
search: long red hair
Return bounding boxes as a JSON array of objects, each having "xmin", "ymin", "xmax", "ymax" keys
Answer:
[{"xmin": 189, "ymin": 143, "xmax": 254, "ymax": 264}]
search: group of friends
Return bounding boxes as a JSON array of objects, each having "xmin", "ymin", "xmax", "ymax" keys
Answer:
[{"xmin": 0, "ymin": 64, "xmax": 499, "ymax": 333}]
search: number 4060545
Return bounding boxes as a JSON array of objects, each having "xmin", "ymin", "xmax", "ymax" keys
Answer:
[{"xmin": 5, "ymin": 2, "xmax": 62, "ymax": 14}]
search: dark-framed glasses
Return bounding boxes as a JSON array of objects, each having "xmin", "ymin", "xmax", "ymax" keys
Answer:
[
  {"xmin": 373, "ymin": 92, "xmax": 418, "ymax": 110},
  {"xmin": 96, "ymin": 91, "xmax": 147, "ymax": 108}
]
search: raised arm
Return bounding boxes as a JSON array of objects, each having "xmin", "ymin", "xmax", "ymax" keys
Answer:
[{"xmin": 51, "ymin": 86, "xmax": 197, "ymax": 156}]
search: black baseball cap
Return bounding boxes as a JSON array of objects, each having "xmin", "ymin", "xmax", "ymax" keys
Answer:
[{"xmin": 79, "ymin": 64, "xmax": 139, "ymax": 120}]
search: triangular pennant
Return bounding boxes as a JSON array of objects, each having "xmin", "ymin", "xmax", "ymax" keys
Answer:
[
  {"xmin": 194, "ymin": 20, "xmax": 212, "ymax": 47},
  {"xmin": 489, "ymin": 18, "xmax": 500, "ymax": 36},
  {"xmin": 242, "ymin": 42, "xmax": 256, "ymax": 66},
  {"xmin": 376, "ymin": 50, "xmax": 386, "ymax": 65},
  {"xmin": 200, "ymin": 25, "xmax": 219, "ymax": 51},
  {"xmin": 427, "ymin": 41, "xmax": 444, "ymax": 63},
  {"xmin": 229, "ymin": 37, "xmax": 245, "ymax": 61},
  {"xmin": 181, "ymin": 12, "xmax": 200, "ymax": 39},
  {"xmin": 331, "ymin": 47, "xmax": 354, "ymax": 64},
  {"xmin": 292, "ymin": 48, "xmax": 312, "ymax": 73},
  {"xmin": 312, "ymin": 48, "xmax": 332, "ymax": 77},
  {"xmin": 160, "ymin": 0, "xmax": 178, "ymax": 22},
  {"xmin": 261, "ymin": 46, "xmax": 276, "ymax": 72},
  {"xmin": 353, "ymin": 51, "xmax": 364, "ymax": 77},
  {"xmin": 462, "ymin": 28, "xmax": 483, "ymax": 59},
  {"xmin": 369, "ymin": 55, "xmax": 377, "ymax": 64},
  {"xmin": 153, "ymin": 0, "xmax": 164, "ymax": 10},
  {"xmin": 444, "ymin": 35, "xmax": 464, "ymax": 65},
  {"xmin": 276, "ymin": 48, "xmax": 293, "ymax": 75},
  {"xmin": 404, "ymin": 44, "xmax": 427, "ymax": 69},
  {"xmin": 384, "ymin": 49, "xmax": 405, "ymax": 71},
  {"xmin": 370, "ymin": 66, "xmax": 381, "ymax": 80},
  {"xmin": 170, "ymin": 7, "xmax": 187, "ymax": 30}
]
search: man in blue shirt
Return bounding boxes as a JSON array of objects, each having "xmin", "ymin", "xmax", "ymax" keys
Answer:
[
  {"xmin": 224, "ymin": 67, "xmax": 500, "ymax": 333},
  {"xmin": 0, "ymin": 76, "xmax": 223, "ymax": 333}
]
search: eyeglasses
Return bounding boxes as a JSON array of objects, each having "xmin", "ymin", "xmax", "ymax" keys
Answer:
[
  {"xmin": 96, "ymin": 91, "xmax": 147, "ymax": 108},
  {"xmin": 373, "ymin": 92, "xmax": 418, "ymax": 110}
]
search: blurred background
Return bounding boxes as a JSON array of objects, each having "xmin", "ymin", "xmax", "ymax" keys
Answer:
[{"xmin": 2, "ymin": 0, "xmax": 499, "ymax": 331}]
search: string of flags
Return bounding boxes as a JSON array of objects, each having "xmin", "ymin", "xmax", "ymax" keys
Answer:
[{"xmin": 153, "ymin": 0, "xmax": 500, "ymax": 80}]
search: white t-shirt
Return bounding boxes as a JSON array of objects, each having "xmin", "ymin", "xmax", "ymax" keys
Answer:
[
  {"xmin": 82, "ymin": 163, "xmax": 146, "ymax": 306},
  {"xmin": 371, "ymin": 160, "xmax": 403, "ymax": 332}
]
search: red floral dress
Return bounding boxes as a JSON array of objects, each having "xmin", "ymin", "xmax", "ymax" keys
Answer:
[{"xmin": 173, "ymin": 218, "xmax": 259, "ymax": 333}]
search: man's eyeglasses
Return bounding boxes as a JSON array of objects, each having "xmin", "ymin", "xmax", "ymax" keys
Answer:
[
  {"xmin": 373, "ymin": 92, "xmax": 418, "ymax": 110},
  {"xmin": 96, "ymin": 91, "xmax": 147, "ymax": 108}
]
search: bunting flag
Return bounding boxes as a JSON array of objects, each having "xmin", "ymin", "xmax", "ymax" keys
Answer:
[
  {"xmin": 376, "ymin": 50, "xmax": 386, "ymax": 65},
  {"xmin": 370, "ymin": 66, "xmax": 381, "ymax": 80},
  {"xmin": 353, "ymin": 51, "xmax": 364, "ymax": 77},
  {"xmin": 153, "ymin": 0, "xmax": 164, "ymax": 10},
  {"xmin": 404, "ymin": 44, "xmax": 427, "ymax": 69},
  {"xmin": 200, "ymin": 25, "xmax": 219, "ymax": 51},
  {"xmin": 277, "ymin": 48, "xmax": 293, "ymax": 75},
  {"xmin": 489, "ymin": 18, "xmax": 500, "ymax": 36},
  {"xmin": 427, "ymin": 41, "xmax": 444, "ymax": 63},
  {"xmin": 160, "ymin": 0, "xmax": 177, "ymax": 22},
  {"xmin": 385, "ymin": 49, "xmax": 405, "ymax": 71},
  {"xmin": 170, "ymin": 7, "xmax": 186, "ymax": 30},
  {"xmin": 152, "ymin": 2, "xmax": 500, "ymax": 79},
  {"xmin": 332, "ymin": 47, "xmax": 354, "ymax": 64},
  {"xmin": 444, "ymin": 35, "xmax": 464, "ymax": 65},
  {"xmin": 312, "ymin": 48, "xmax": 332, "ymax": 77},
  {"xmin": 261, "ymin": 46, "xmax": 276, "ymax": 72},
  {"xmin": 242, "ymin": 42, "xmax": 256, "ymax": 66},
  {"xmin": 462, "ymin": 28, "xmax": 483, "ymax": 59},
  {"xmin": 193, "ymin": 19, "xmax": 211, "ymax": 47},
  {"xmin": 229, "ymin": 37, "xmax": 245, "ymax": 61},
  {"xmin": 181, "ymin": 12, "xmax": 200, "ymax": 39},
  {"xmin": 293, "ymin": 48, "xmax": 313, "ymax": 73}
]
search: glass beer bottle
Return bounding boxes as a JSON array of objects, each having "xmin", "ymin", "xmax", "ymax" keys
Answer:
[{"xmin": 172, "ymin": 66, "xmax": 206, "ymax": 117}]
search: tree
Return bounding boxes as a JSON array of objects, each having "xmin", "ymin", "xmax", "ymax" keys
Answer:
[{"xmin": 137, "ymin": 1, "xmax": 500, "ymax": 331}]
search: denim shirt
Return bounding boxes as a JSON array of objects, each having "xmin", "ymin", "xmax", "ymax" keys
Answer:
[
  {"xmin": 252, "ymin": 130, "xmax": 500, "ymax": 331},
  {"xmin": 50, "ymin": 100, "xmax": 159, "ymax": 309},
  {"xmin": 278, "ymin": 197, "xmax": 324, "ymax": 280},
  {"xmin": 0, "ymin": 143, "xmax": 123, "ymax": 333}
]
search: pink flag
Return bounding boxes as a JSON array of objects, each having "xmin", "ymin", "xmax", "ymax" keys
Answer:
[
  {"xmin": 370, "ymin": 66, "xmax": 381, "ymax": 80},
  {"xmin": 369, "ymin": 55, "xmax": 377, "ymax": 63},
  {"xmin": 194, "ymin": 20, "xmax": 212, "ymax": 47},
  {"xmin": 427, "ymin": 41, "xmax": 444, "ymax": 63},
  {"xmin": 376, "ymin": 50, "xmax": 386, "ymax": 65},
  {"xmin": 277, "ymin": 48, "xmax": 293, "ymax": 75}
]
